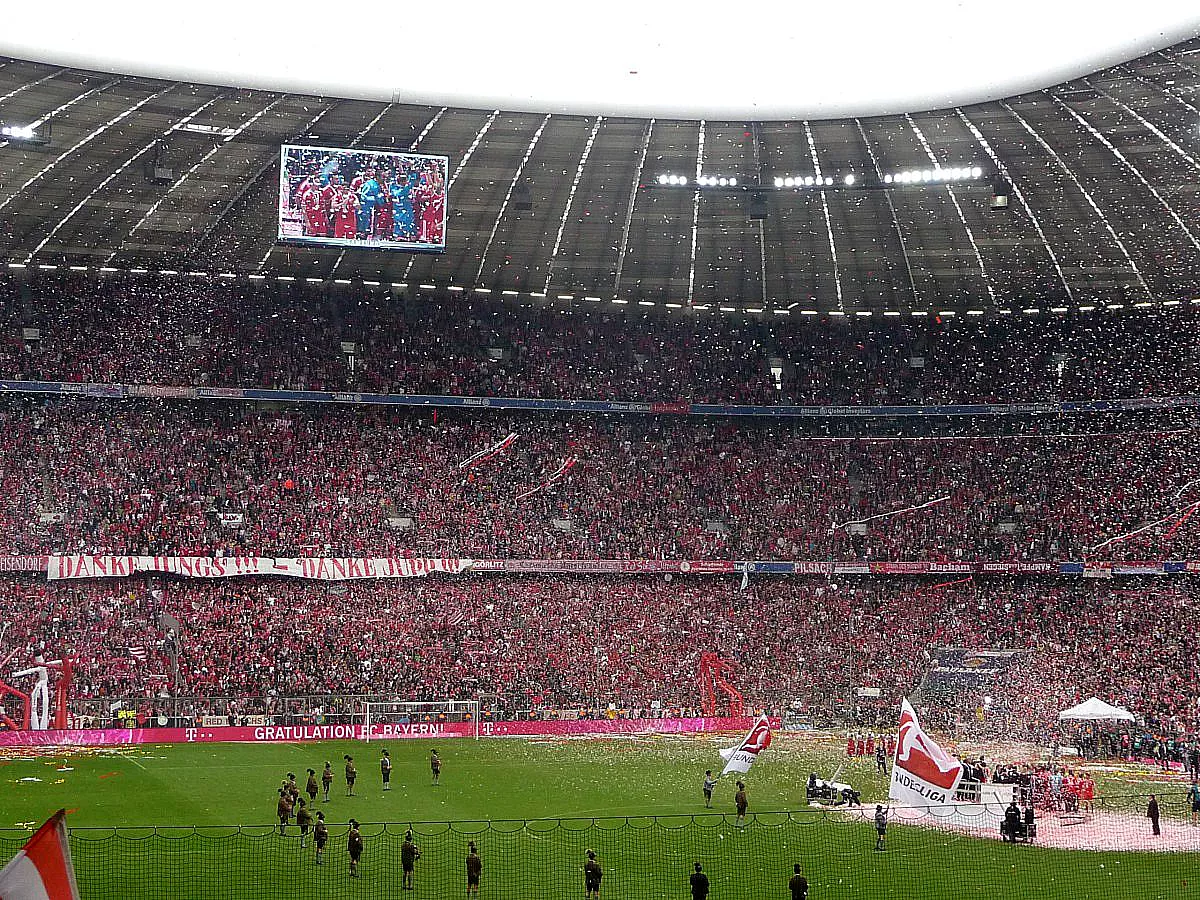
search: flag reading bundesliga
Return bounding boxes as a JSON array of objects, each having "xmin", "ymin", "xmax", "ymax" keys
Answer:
[
  {"xmin": 0, "ymin": 810, "xmax": 81, "ymax": 900},
  {"xmin": 889, "ymin": 699, "xmax": 964, "ymax": 806},
  {"xmin": 718, "ymin": 714, "xmax": 773, "ymax": 775}
]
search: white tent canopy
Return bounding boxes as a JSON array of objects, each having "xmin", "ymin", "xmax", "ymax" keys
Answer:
[{"xmin": 1058, "ymin": 697, "xmax": 1135, "ymax": 722}]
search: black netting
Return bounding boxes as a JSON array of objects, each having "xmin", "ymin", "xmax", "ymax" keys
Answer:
[{"xmin": 1, "ymin": 802, "xmax": 1197, "ymax": 899}]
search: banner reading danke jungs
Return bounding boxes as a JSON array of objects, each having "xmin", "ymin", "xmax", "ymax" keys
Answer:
[{"xmin": 47, "ymin": 555, "xmax": 472, "ymax": 581}]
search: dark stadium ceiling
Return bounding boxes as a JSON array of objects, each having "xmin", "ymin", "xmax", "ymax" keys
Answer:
[{"xmin": 0, "ymin": 36, "xmax": 1199, "ymax": 316}]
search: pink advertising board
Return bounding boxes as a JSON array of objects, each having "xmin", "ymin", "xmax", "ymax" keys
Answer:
[{"xmin": 0, "ymin": 716, "xmax": 771, "ymax": 748}]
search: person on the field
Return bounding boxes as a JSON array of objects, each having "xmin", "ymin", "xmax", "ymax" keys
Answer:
[
  {"xmin": 380, "ymin": 749, "xmax": 392, "ymax": 791},
  {"xmin": 1188, "ymin": 780, "xmax": 1200, "ymax": 826},
  {"xmin": 874, "ymin": 805, "xmax": 888, "ymax": 850},
  {"xmin": 875, "ymin": 741, "xmax": 888, "ymax": 774},
  {"xmin": 414, "ymin": 168, "xmax": 445, "ymax": 244},
  {"xmin": 431, "ymin": 748, "xmax": 441, "ymax": 785},
  {"xmin": 788, "ymin": 863, "xmax": 809, "ymax": 900},
  {"xmin": 347, "ymin": 819, "xmax": 364, "ymax": 877},
  {"xmin": 286, "ymin": 772, "xmax": 300, "ymax": 805},
  {"xmin": 305, "ymin": 768, "xmax": 318, "ymax": 803},
  {"xmin": 329, "ymin": 175, "xmax": 359, "ymax": 240},
  {"xmin": 300, "ymin": 177, "xmax": 329, "ymax": 237},
  {"xmin": 584, "ymin": 849, "xmax": 602, "ymax": 898},
  {"xmin": 276, "ymin": 788, "xmax": 292, "ymax": 835},
  {"xmin": 734, "ymin": 781, "xmax": 748, "ymax": 826},
  {"xmin": 322, "ymin": 761, "xmax": 334, "ymax": 802},
  {"xmin": 1147, "ymin": 794, "xmax": 1161, "ymax": 836},
  {"xmin": 373, "ymin": 167, "xmax": 394, "ymax": 238},
  {"xmin": 1002, "ymin": 800, "xmax": 1021, "ymax": 842},
  {"xmin": 344, "ymin": 754, "xmax": 357, "ymax": 797},
  {"xmin": 355, "ymin": 167, "xmax": 386, "ymax": 238},
  {"xmin": 390, "ymin": 169, "xmax": 418, "ymax": 241},
  {"xmin": 401, "ymin": 829, "xmax": 421, "ymax": 890},
  {"xmin": 465, "ymin": 840, "xmax": 482, "ymax": 896},
  {"xmin": 296, "ymin": 797, "xmax": 313, "ymax": 848},
  {"xmin": 314, "ymin": 811, "xmax": 329, "ymax": 864},
  {"xmin": 689, "ymin": 862, "xmax": 710, "ymax": 900},
  {"xmin": 703, "ymin": 770, "xmax": 716, "ymax": 808}
]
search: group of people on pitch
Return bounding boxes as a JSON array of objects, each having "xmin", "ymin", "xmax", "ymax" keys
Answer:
[
  {"xmin": 268, "ymin": 748, "xmax": 444, "ymax": 878},
  {"xmin": 583, "ymin": 849, "xmax": 810, "ymax": 900}
]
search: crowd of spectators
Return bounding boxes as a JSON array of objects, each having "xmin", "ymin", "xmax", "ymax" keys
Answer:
[
  {"xmin": 2, "ymin": 401, "xmax": 1199, "ymax": 561},
  {"xmin": 2, "ymin": 574, "xmax": 1197, "ymax": 745},
  {"xmin": 2, "ymin": 269, "xmax": 1198, "ymax": 751},
  {"xmin": 3, "ymin": 269, "xmax": 1200, "ymax": 405}
]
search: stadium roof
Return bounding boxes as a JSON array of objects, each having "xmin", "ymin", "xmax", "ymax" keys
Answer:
[
  {"xmin": 0, "ymin": 35, "xmax": 1199, "ymax": 315},
  {"xmin": 3, "ymin": 2, "xmax": 1197, "ymax": 120}
]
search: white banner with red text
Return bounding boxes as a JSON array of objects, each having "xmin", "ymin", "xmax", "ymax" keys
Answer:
[{"xmin": 47, "ymin": 556, "xmax": 472, "ymax": 581}]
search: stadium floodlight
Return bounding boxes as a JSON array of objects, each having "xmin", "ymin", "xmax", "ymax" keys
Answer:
[
  {"xmin": 676, "ymin": 176, "xmax": 688, "ymax": 186},
  {"xmin": 784, "ymin": 177, "xmax": 795, "ymax": 187},
  {"xmin": 971, "ymin": 166, "xmax": 983, "ymax": 178},
  {"xmin": 884, "ymin": 174, "xmax": 893, "ymax": 183},
  {"xmin": 729, "ymin": 177, "xmax": 737, "ymax": 186},
  {"xmin": 773, "ymin": 177, "xmax": 784, "ymax": 187},
  {"xmin": 844, "ymin": 174, "xmax": 855, "ymax": 185},
  {"xmin": 718, "ymin": 177, "xmax": 728, "ymax": 186},
  {"xmin": 803, "ymin": 176, "xmax": 815, "ymax": 186},
  {"xmin": 657, "ymin": 174, "xmax": 669, "ymax": 185}
]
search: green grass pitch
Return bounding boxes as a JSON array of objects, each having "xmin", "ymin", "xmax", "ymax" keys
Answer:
[{"xmin": 1, "ymin": 733, "xmax": 1195, "ymax": 899}]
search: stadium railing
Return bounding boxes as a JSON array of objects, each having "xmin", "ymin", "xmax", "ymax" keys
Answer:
[{"xmin": 0, "ymin": 801, "xmax": 1192, "ymax": 900}]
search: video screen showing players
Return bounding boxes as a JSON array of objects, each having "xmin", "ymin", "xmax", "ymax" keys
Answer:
[{"xmin": 278, "ymin": 144, "xmax": 448, "ymax": 252}]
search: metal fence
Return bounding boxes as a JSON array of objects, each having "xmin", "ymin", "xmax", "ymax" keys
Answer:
[{"xmin": 2, "ymin": 803, "xmax": 1196, "ymax": 900}]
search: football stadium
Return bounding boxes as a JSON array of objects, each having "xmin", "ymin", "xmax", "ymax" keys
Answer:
[{"xmin": 1, "ymin": 4, "xmax": 1200, "ymax": 898}]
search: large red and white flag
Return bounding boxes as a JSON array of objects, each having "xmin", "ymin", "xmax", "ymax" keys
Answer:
[
  {"xmin": 889, "ymin": 699, "xmax": 964, "ymax": 806},
  {"xmin": 0, "ymin": 810, "xmax": 80, "ymax": 900},
  {"xmin": 718, "ymin": 714, "xmax": 773, "ymax": 775}
]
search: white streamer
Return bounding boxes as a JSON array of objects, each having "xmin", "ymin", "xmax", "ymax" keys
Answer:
[
  {"xmin": 1088, "ymin": 500, "xmax": 1200, "ymax": 553},
  {"xmin": 829, "ymin": 496, "xmax": 950, "ymax": 533}
]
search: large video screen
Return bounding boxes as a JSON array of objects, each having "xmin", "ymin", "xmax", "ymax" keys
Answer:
[{"xmin": 278, "ymin": 144, "xmax": 448, "ymax": 252}]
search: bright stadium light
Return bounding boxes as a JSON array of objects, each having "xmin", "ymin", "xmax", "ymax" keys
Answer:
[
  {"xmin": 773, "ymin": 177, "xmax": 784, "ymax": 187},
  {"xmin": 728, "ymin": 177, "xmax": 737, "ymax": 186},
  {"xmin": 844, "ymin": 173, "xmax": 855, "ymax": 185},
  {"xmin": 784, "ymin": 177, "xmax": 795, "ymax": 187},
  {"xmin": 971, "ymin": 166, "xmax": 983, "ymax": 178},
  {"xmin": 657, "ymin": 174, "xmax": 669, "ymax": 185}
]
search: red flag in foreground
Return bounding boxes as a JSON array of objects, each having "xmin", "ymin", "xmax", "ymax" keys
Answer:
[
  {"xmin": 0, "ymin": 810, "xmax": 80, "ymax": 900},
  {"xmin": 718, "ymin": 714, "xmax": 773, "ymax": 775}
]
